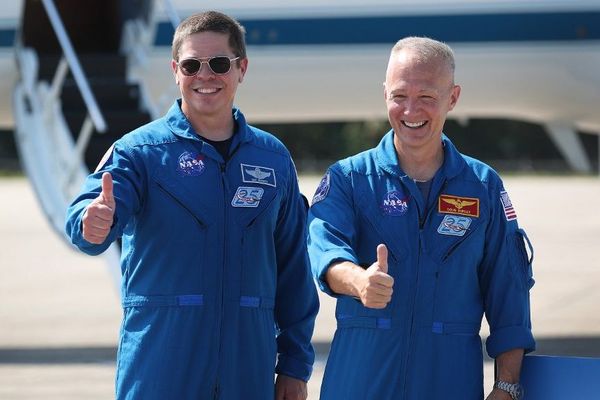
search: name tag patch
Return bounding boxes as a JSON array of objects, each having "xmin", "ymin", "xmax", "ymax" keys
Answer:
[
  {"xmin": 438, "ymin": 194, "xmax": 480, "ymax": 217},
  {"xmin": 231, "ymin": 186, "xmax": 264, "ymax": 208},
  {"xmin": 241, "ymin": 164, "xmax": 276, "ymax": 187},
  {"xmin": 178, "ymin": 151, "xmax": 205, "ymax": 176},
  {"xmin": 381, "ymin": 190, "xmax": 409, "ymax": 216},
  {"xmin": 437, "ymin": 215, "xmax": 472, "ymax": 236}
]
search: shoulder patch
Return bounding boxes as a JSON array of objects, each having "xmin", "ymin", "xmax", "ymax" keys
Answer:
[
  {"xmin": 94, "ymin": 144, "xmax": 115, "ymax": 173},
  {"xmin": 312, "ymin": 171, "xmax": 330, "ymax": 205},
  {"xmin": 500, "ymin": 190, "xmax": 517, "ymax": 221}
]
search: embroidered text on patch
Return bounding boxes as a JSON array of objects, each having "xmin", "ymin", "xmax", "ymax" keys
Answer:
[
  {"xmin": 240, "ymin": 164, "xmax": 276, "ymax": 187},
  {"xmin": 437, "ymin": 215, "xmax": 472, "ymax": 236},
  {"xmin": 178, "ymin": 151, "xmax": 205, "ymax": 176},
  {"xmin": 381, "ymin": 190, "xmax": 409, "ymax": 216},
  {"xmin": 500, "ymin": 190, "xmax": 517, "ymax": 221},
  {"xmin": 231, "ymin": 186, "xmax": 264, "ymax": 208},
  {"xmin": 312, "ymin": 171, "xmax": 330, "ymax": 205},
  {"xmin": 438, "ymin": 194, "xmax": 480, "ymax": 217}
]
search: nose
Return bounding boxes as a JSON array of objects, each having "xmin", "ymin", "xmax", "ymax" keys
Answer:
[
  {"xmin": 402, "ymin": 98, "xmax": 418, "ymax": 115},
  {"xmin": 195, "ymin": 61, "xmax": 215, "ymax": 78}
]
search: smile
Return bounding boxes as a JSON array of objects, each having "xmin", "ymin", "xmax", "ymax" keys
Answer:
[
  {"xmin": 402, "ymin": 120, "xmax": 427, "ymax": 128},
  {"xmin": 194, "ymin": 87, "xmax": 220, "ymax": 94}
]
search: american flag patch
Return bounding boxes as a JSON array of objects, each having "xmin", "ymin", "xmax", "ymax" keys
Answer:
[{"xmin": 500, "ymin": 190, "xmax": 517, "ymax": 221}]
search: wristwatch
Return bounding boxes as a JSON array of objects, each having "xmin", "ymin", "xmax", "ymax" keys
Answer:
[{"xmin": 494, "ymin": 380, "xmax": 523, "ymax": 400}]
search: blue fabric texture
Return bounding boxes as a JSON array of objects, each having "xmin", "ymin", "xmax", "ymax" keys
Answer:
[
  {"xmin": 308, "ymin": 131, "xmax": 535, "ymax": 400},
  {"xmin": 66, "ymin": 101, "xmax": 318, "ymax": 400}
]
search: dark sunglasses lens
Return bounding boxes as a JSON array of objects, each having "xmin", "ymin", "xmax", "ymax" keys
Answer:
[
  {"xmin": 180, "ymin": 59, "xmax": 200, "ymax": 75},
  {"xmin": 209, "ymin": 57, "xmax": 232, "ymax": 74}
]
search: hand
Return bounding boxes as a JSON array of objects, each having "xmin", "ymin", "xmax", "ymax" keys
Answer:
[
  {"xmin": 356, "ymin": 244, "xmax": 394, "ymax": 309},
  {"xmin": 485, "ymin": 388, "xmax": 513, "ymax": 400},
  {"xmin": 82, "ymin": 172, "xmax": 116, "ymax": 244},
  {"xmin": 275, "ymin": 374, "xmax": 307, "ymax": 400}
]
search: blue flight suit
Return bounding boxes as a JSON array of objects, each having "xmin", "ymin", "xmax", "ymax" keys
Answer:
[
  {"xmin": 308, "ymin": 132, "xmax": 535, "ymax": 399},
  {"xmin": 65, "ymin": 101, "xmax": 319, "ymax": 399}
]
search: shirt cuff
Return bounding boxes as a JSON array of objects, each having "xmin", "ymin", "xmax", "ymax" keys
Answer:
[{"xmin": 486, "ymin": 325, "xmax": 536, "ymax": 358}]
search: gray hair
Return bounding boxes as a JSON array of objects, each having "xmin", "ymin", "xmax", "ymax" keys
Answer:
[{"xmin": 391, "ymin": 37, "xmax": 455, "ymax": 77}]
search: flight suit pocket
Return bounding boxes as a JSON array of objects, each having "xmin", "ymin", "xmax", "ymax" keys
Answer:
[{"xmin": 510, "ymin": 228, "xmax": 535, "ymax": 290}]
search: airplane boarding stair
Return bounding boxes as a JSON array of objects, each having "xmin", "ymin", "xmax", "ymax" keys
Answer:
[{"xmin": 13, "ymin": 0, "xmax": 156, "ymax": 288}]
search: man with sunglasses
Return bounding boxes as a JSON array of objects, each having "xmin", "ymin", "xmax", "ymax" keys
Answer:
[
  {"xmin": 65, "ymin": 11, "xmax": 318, "ymax": 400},
  {"xmin": 307, "ymin": 37, "xmax": 535, "ymax": 399}
]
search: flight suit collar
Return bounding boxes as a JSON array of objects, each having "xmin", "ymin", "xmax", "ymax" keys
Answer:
[
  {"xmin": 375, "ymin": 130, "xmax": 466, "ymax": 180},
  {"xmin": 165, "ymin": 100, "xmax": 254, "ymax": 161}
]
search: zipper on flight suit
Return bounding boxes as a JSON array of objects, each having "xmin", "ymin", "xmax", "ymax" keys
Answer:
[
  {"xmin": 212, "ymin": 135, "xmax": 243, "ymax": 398},
  {"xmin": 212, "ymin": 161, "xmax": 229, "ymax": 399},
  {"xmin": 401, "ymin": 179, "xmax": 445, "ymax": 399}
]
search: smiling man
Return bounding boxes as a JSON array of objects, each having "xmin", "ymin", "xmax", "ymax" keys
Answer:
[
  {"xmin": 308, "ymin": 37, "xmax": 535, "ymax": 400},
  {"xmin": 65, "ymin": 11, "xmax": 318, "ymax": 400}
]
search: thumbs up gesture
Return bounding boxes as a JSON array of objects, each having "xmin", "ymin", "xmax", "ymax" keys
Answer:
[
  {"xmin": 357, "ymin": 244, "xmax": 394, "ymax": 309},
  {"xmin": 82, "ymin": 172, "xmax": 116, "ymax": 244}
]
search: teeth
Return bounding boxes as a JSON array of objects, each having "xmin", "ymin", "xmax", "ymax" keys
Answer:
[
  {"xmin": 404, "ymin": 120, "xmax": 426, "ymax": 128},
  {"xmin": 197, "ymin": 88, "xmax": 219, "ymax": 94}
]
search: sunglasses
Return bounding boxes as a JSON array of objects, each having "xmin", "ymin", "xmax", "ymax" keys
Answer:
[{"xmin": 177, "ymin": 56, "xmax": 240, "ymax": 76}]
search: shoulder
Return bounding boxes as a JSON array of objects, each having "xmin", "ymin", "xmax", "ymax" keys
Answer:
[
  {"xmin": 460, "ymin": 154, "xmax": 504, "ymax": 190},
  {"xmin": 245, "ymin": 125, "xmax": 291, "ymax": 159},
  {"xmin": 334, "ymin": 147, "xmax": 379, "ymax": 177},
  {"xmin": 116, "ymin": 117, "xmax": 177, "ymax": 150}
]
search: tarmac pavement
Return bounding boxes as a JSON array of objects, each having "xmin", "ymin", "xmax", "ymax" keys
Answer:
[{"xmin": 1, "ymin": 175, "xmax": 599, "ymax": 399}]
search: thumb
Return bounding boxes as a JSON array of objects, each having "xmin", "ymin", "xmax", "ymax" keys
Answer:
[
  {"xmin": 376, "ymin": 244, "xmax": 388, "ymax": 274},
  {"xmin": 100, "ymin": 172, "xmax": 114, "ymax": 205}
]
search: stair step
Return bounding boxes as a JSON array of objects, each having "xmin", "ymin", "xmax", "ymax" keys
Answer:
[
  {"xmin": 60, "ymin": 81, "xmax": 141, "ymax": 112},
  {"xmin": 37, "ymin": 54, "xmax": 127, "ymax": 82},
  {"xmin": 64, "ymin": 110, "xmax": 151, "ymax": 139},
  {"xmin": 62, "ymin": 110, "xmax": 152, "ymax": 171}
]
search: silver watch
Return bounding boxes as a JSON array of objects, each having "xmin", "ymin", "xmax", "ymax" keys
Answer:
[{"xmin": 494, "ymin": 380, "xmax": 523, "ymax": 400}]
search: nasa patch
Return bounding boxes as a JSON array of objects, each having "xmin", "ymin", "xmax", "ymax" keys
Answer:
[
  {"xmin": 312, "ymin": 171, "xmax": 330, "ymax": 205},
  {"xmin": 381, "ymin": 189, "xmax": 409, "ymax": 216},
  {"xmin": 178, "ymin": 151, "xmax": 205, "ymax": 176},
  {"xmin": 241, "ymin": 163, "xmax": 276, "ymax": 187},
  {"xmin": 231, "ymin": 186, "xmax": 264, "ymax": 208},
  {"xmin": 437, "ymin": 215, "xmax": 472, "ymax": 236}
]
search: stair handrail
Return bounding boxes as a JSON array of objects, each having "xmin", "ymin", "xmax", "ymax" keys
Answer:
[
  {"xmin": 40, "ymin": 0, "xmax": 107, "ymax": 133},
  {"xmin": 163, "ymin": 0, "xmax": 181, "ymax": 29}
]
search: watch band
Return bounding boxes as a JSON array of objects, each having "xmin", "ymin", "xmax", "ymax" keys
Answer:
[{"xmin": 494, "ymin": 380, "xmax": 523, "ymax": 400}]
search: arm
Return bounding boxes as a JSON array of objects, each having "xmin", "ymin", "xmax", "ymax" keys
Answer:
[
  {"xmin": 486, "ymin": 348, "xmax": 524, "ymax": 400},
  {"xmin": 325, "ymin": 244, "xmax": 394, "ymax": 309},
  {"xmin": 275, "ymin": 375, "xmax": 308, "ymax": 400},
  {"xmin": 65, "ymin": 141, "xmax": 144, "ymax": 255},
  {"xmin": 273, "ymin": 159, "xmax": 319, "ymax": 383}
]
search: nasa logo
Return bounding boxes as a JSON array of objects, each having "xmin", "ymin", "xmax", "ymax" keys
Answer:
[
  {"xmin": 177, "ymin": 151, "xmax": 205, "ymax": 176},
  {"xmin": 381, "ymin": 190, "xmax": 409, "ymax": 216}
]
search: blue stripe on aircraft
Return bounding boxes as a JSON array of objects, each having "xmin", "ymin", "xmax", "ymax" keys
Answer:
[
  {"xmin": 155, "ymin": 11, "xmax": 600, "ymax": 46},
  {"xmin": 1, "ymin": 11, "xmax": 598, "ymax": 48},
  {"xmin": 0, "ymin": 29, "xmax": 15, "ymax": 47}
]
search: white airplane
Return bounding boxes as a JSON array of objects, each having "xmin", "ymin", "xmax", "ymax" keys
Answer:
[{"xmin": 3, "ymin": 0, "xmax": 600, "ymax": 284}]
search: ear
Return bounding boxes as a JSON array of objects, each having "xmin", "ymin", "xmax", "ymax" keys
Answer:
[
  {"xmin": 383, "ymin": 82, "xmax": 388, "ymax": 100},
  {"xmin": 448, "ymin": 84, "xmax": 461, "ymax": 111},
  {"xmin": 171, "ymin": 59, "xmax": 179, "ymax": 84},
  {"xmin": 237, "ymin": 58, "xmax": 249, "ymax": 84}
]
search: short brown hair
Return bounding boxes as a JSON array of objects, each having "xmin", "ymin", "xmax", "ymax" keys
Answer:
[{"xmin": 172, "ymin": 11, "xmax": 246, "ymax": 61}]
